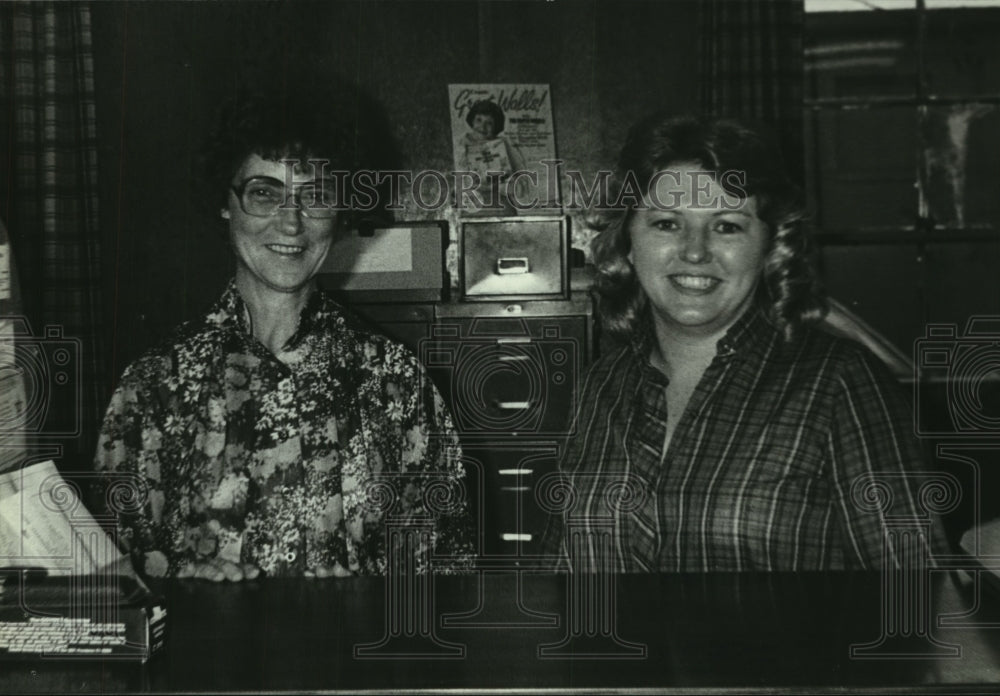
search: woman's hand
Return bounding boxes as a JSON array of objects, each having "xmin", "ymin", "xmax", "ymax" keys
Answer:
[
  {"xmin": 176, "ymin": 560, "xmax": 352, "ymax": 580},
  {"xmin": 176, "ymin": 559, "xmax": 260, "ymax": 582},
  {"xmin": 304, "ymin": 563, "xmax": 353, "ymax": 578}
]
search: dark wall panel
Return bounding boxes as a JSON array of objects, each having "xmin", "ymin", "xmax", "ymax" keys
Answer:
[
  {"xmin": 90, "ymin": 0, "xmax": 702, "ymax": 377},
  {"xmin": 819, "ymin": 245, "xmax": 926, "ymax": 355}
]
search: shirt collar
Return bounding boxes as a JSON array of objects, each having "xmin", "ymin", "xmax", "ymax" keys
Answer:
[
  {"xmin": 206, "ymin": 279, "xmax": 330, "ymax": 351},
  {"xmin": 628, "ymin": 314, "xmax": 667, "ymax": 384},
  {"xmin": 628, "ymin": 300, "xmax": 776, "ymax": 366},
  {"xmin": 205, "ymin": 280, "xmax": 249, "ymax": 334},
  {"xmin": 715, "ymin": 301, "xmax": 775, "ymax": 358},
  {"xmin": 628, "ymin": 313, "xmax": 656, "ymax": 362}
]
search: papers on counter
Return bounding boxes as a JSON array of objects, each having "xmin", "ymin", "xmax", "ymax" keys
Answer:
[{"xmin": 0, "ymin": 460, "xmax": 125, "ymax": 575}]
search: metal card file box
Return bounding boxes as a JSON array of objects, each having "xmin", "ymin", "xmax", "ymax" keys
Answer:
[{"xmin": 459, "ymin": 216, "xmax": 569, "ymax": 301}]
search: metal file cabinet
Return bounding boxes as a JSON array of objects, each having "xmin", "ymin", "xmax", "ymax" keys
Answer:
[
  {"xmin": 339, "ymin": 292, "xmax": 594, "ymax": 558},
  {"xmin": 429, "ymin": 297, "xmax": 593, "ymax": 557}
]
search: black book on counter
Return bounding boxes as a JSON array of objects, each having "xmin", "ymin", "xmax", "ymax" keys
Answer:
[{"xmin": 0, "ymin": 570, "xmax": 166, "ymax": 663}]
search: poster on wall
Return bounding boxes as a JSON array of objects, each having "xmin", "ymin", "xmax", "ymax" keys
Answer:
[{"xmin": 448, "ymin": 83, "xmax": 560, "ymax": 216}]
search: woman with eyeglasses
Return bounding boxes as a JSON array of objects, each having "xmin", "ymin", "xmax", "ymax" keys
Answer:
[{"xmin": 94, "ymin": 85, "xmax": 474, "ymax": 581}]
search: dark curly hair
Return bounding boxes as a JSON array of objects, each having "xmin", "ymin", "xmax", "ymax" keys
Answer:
[
  {"xmin": 197, "ymin": 78, "xmax": 397, "ymax": 230},
  {"xmin": 465, "ymin": 100, "xmax": 506, "ymax": 136},
  {"xmin": 590, "ymin": 113, "xmax": 826, "ymax": 342}
]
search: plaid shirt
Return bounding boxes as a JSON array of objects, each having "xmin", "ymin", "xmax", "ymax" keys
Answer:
[{"xmin": 542, "ymin": 303, "xmax": 941, "ymax": 572}]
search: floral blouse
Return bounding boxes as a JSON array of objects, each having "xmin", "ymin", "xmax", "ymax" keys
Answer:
[{"xmin": 95, "ymin": 281, "xmax": 474, "ymax": 577}]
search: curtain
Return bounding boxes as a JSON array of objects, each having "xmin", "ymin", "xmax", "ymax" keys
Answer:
[
  {"xmin": 0, "ymin": 2, "xmax": 104, "ymax": 468},
  {"xmin": 699, "ymin": 0, "xmax": 805, "ymax": 181}
]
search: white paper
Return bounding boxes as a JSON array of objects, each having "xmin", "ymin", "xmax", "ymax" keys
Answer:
[
  {"xmin": 325, "ymin": 227, "xmax": 413, "ymax": 274},
  {"xmin": 0, "ymin": 370, "xmax": 27, "ymax": 475},
  {"xmin": 0, "ymin": 368, "xmax": 27, "ymax": 432},
  {"xmin": 0, "ymin": 243, "xmax": 10, "ymax": 301},
  {"xmin": 0, "ymin": 317, "xmax": 14, "ymax": 369},
  {"xmin": 0, "ymin": 460, "xmax": 125, "ymax": 575}
]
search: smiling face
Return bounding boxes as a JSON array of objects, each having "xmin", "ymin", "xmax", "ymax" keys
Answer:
[
  {"xmin": 627, "ymin": 162, "xmax": 770, "ymax": 340},
  {"xmin": 470, "ymin": 113, "xmax": 497, "ymax": 141},
  {"xmin": 223, "ymin": 154, "xmax": 335, "ymax": 302}
]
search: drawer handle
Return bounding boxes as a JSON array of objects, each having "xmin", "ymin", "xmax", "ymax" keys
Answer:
[
  {"xmin": 500, "ymin": 486, "xmax": 531, "ymax": 492},
  {"xmin": 494, "ymin": 401, "xmax": 532, "ymax": 411},
  {"xmin": 496, "ymin": 336, "xmax": 531, "ymax": 345},
  {"xmin": 498, "ymin": 468, "xmax": 534, "ymax": 476},
  {"xmin": 501, "ymin": 533, "xmax": 533, "ymax": 542},
  {"xmin": 497, "ymin": 257, "xmax": 530, "ymax": 275},
  {"xmin": 497, "ymin": 354, "xmax": 531, "ymax": 363}
]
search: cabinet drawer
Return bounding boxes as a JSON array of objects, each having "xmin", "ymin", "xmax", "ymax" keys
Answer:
[
  {"xmin": 461, "ymin": 442, "xmax": 559, "ymax": 556},
  {"xmin": 330, "ymin": 302, "xmax": 435, "ymax": 354},
  {"xmin": 422, "ymin": 316, "xmax": 585, "ymax": 437}
]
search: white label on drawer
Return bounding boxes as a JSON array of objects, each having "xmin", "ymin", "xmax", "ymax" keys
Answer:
[
  {"xmin": 501, "ymin": 533, "xmax": 532, "ymax": 542},
  {"xmin": 498, "ymin": 469, "xmax": 533, "ymax": 476},
  {"xmin": 495, "ymin": 401, "xmax": 531, "ymax": 410}
]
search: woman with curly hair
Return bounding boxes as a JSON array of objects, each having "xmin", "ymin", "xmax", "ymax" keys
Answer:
[
  {"xmin": 94, "ymin": 83, "xmax": 474, "ymax": 581},
  {"xmin": 542, "ymin": 114, "xmax": 939, "ymax": 571}
]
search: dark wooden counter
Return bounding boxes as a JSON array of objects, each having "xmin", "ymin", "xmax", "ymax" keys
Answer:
[{"xmin": 5, "ymin": 570, "xmax": 1000, "ymax": 693}]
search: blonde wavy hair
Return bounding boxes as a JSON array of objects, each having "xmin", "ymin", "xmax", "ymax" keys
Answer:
[{"xmin": 590, "ymin": 113, "xmax": 826, "ymax": 342}]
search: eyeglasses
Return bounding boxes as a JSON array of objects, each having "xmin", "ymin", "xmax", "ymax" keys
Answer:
[{"xmin": 230, "ymin": 176, "xmax": 338, "ymax": 219}]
